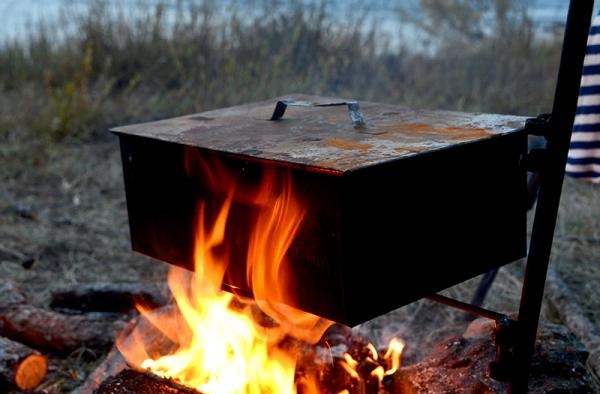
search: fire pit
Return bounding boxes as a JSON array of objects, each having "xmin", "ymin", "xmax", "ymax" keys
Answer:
[
  {"xmin": 111, "ymin": 94, "xmax": 530, "ymax": 393},
  {"xmin": 108, "ymin": 93, "xmax": 532, "ymax": 394}
]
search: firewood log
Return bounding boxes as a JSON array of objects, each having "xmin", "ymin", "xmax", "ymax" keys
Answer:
[
  {"xmin": 0, "ymin": 336, "xmax": 47, "ymax": 390},
  {"xmin": 0, "ymin": 305, "xmax": 126, "ymax": 352},
  {"xmin": 94, "ymin": 369, "xmax": 201, "ymax": 394},
  {"xmin": 70, "ymin": 345, "xmax": 127, "ymax": 394},
  {"xmin": 72, "ymin": 307, "xmax": 178, "ymax": 394},
  {"xmin": 0, "ymin": 279, "xmax": 128, "ymax": 352},
  {"xmin": 115, "ymin": 305, "xmax": 179, "ymax": 366},
  {"xmin": 50, "ymin": 282, "xmax": 169, "ymax": 314}
]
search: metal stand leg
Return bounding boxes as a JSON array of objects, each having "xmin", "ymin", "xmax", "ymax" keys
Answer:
[
  {"xmin": 470, "ymin": 268, "xmax": 498, "ymax": 309},
  {"xmin": 508, "ymin": 1, "xmax": 594, "ymax": 392},
  {"xmin": 469, "ymin": 171, "xmax": 541, "ymax": 313}
]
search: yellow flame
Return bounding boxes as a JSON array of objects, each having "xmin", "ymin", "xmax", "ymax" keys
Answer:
[
  {"xmin": 340, "ymin": 363, "xmax": 356, "ymax": 379},
  {"xmin": 246, "ymin": 170, "xmax": 330, "ymax": 344},
  {"xmin": 343, "ymin": 353, "xmax": 359, "ymax": 369},
  {"xmin": 370, "ymin": 366, "xmax": 385, "ymax": 381},
  {"xmin": 366, "ymin": 343, "xmax": 378, "ymax": 360},
  {"xmin": 118, "ymin": 164, "xmax": 326, "ymax": 394},
  {"xmin": 338, "ymin": 338, "xmax": 406, "ymax": 387},
  {"xmin": 383, "ymin": 338, "xmax": 405, "ymax": 376},
  {"xmin": 116, "ymin": 154, "xmax": 405, "ymax": 394},
  {"xmin": 137, "ymin": 197, "xmax": 304, "ymax": 393}
]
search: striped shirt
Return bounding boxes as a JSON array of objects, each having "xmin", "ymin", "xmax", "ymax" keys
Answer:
[{"xmin": 568, "ymin": 13, "xmax": 600, "ymax": 183}]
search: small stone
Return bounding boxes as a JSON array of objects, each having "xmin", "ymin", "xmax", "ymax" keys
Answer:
[{"xmin": 463, "ymin": 317, "xmax": 495, "ymax": 339}]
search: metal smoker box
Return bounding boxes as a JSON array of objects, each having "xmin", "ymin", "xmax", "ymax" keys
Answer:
[{"xmin": 112, "ymin": 94, "xmax": 528, "ymax": 326}]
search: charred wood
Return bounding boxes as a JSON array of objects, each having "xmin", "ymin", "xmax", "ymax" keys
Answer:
[
  {"xmin": 0, "ymin": 336, "xmax": 47, "ymax": 390},
  {"xmin": 50, "ymin": 282, "xmax": 168, "ymax": 314},
  {"xmin": 72, "ymin": 307, "xmax": 177, "ymax": 394},
  {"xmin": 94, "ymin": 369, "xmax": 201, "ymax": 394},
  {"xmin": 394, "ymin": 334, "xmax": 504, "ymax": 393}
]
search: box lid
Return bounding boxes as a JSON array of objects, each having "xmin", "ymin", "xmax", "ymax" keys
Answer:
[{"xmin": 111, "ymin": 94, "xmax": 527, "ymax": 173}]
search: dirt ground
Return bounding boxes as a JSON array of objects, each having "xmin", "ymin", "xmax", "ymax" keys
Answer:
[
  {"xmin": 0, "ymin": 138, "xmax": 167, "ymax": 304},
  {"xmin": 0, "ymin": 136, "xmax": 598, "ymax": 392}
]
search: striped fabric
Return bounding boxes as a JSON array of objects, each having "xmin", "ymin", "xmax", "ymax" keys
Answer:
[{"xmin": 568, "ymin": 14, "xmax": 600, "ymax": 183}]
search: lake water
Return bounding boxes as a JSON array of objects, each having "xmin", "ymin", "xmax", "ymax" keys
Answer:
[{"xmin": 0, "ymin": 0, "xmax": 586, "ymax": 44}]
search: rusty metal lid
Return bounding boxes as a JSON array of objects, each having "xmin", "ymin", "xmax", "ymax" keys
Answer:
[{"xmin": 111, "ymin": 94, "xmax": 527, "ymax": 173}]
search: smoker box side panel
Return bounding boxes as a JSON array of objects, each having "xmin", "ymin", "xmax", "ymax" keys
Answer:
[
  {"xmin": 118, "ymin": 134, "xmax": 197, "ymax": 266},
  {"xmin": 117, "ymin": 132, "xmax": 349, "ymax": 319},
  {"xmin": 339, "ymin": 131, "xmax": 528, "ymax": 326},
  {"xmin": 282, "ymin": 170, "xmax": 348, "ymax": 321}
]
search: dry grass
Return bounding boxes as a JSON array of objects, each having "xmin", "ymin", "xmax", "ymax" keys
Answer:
[
  {"xmin": 553, "ymin": 178, "xmax": 600, "ymax": 326},
  {"xmin": 0, "ymin": 0, "xmax": 562, "ymax": 144}
]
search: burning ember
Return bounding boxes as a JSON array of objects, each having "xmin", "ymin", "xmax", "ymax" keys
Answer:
[{"xmin": 117, "ymin": 152, "xmax": 404, "ymax": 394}]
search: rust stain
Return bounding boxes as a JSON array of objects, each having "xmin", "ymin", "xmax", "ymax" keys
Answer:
[
  {"xmin": 394, "ymin": 146, "xmax": 427, "ymax": 154},
  {"xmin": 325, "ymin": 138, "xmax": 372, "ymax": 151},
  {"xmin": 440, "ymin": 127, "xmax": 492, "ymax": 140},
  {"xmin": 311, "ymin": 157, "xmax": 355, "ymax": 171},
  {"xmin": 380, "ymin": 123, "xmax": 492, "ymax": 140},
  {"xmin": 381, "ymin": 123, "xmax": 437, "ymax": 133},
  {"xmin": 312, "ymin": 159, "xmax": 342, "ymax": 168}
]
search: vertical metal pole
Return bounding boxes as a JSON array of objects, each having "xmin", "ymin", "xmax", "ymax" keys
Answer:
[{"xmin": 508, "ymin": 1, "xmax": 594, "ymax": 393}]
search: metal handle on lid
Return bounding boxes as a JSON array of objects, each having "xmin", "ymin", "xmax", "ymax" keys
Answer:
[{"xmin": 269, "ymin": 98, "xmax": 366, "ymax": 129}]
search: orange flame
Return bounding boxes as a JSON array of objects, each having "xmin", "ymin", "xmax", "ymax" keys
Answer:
[
  {"xmin": 117, "ymin": 154, "xmax": 404, "ymax": 394},
  {"xmin": 340, "ymin": 338, "xmax": 406, "ymax": 390}
]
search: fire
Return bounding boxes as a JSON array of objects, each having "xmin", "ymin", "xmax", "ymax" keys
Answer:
[
  {"xmin": 337, "ymin": 338, "xmax": 405, "ymax": 393},
  {"xmin": 117, "ymin": 154, "xmax": 404, "ymax": 394}
]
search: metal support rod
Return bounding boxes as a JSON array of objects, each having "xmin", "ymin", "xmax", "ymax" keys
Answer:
[
  {"xmin": 426, "ymin": 293, "xmax": 506, "ymax": 321},
  {"xmin": 508, "ymin": 1, "xmax": 594, "ymax": 393}
]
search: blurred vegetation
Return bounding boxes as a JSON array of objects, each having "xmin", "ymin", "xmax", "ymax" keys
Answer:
[{"xmin": 0, "ymin": 0, "xmax": 564, "ymax": 143}]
